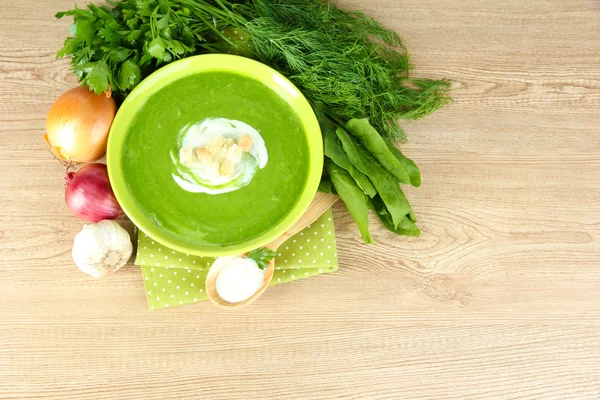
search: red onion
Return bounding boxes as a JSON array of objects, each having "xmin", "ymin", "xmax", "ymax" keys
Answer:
[{"xmin": 65, "ymin": 163, "xmax": 122, "ymax": 222}]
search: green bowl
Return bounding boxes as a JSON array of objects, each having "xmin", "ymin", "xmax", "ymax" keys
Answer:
[{"xmin": 107, "ymin": 54, "xmax": 322, "ymax": 257}]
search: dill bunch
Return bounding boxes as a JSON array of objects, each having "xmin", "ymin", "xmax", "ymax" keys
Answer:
[{"xmin": 233, "ymin": 0, "xmax": 451, "ymax": 139}]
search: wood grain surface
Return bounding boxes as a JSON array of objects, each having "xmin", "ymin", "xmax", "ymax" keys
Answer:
[{"xmin": 1, "ymin": 0, "xmax": 599, "ymax": 399}]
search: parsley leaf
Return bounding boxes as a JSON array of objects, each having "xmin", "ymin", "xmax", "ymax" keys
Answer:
[
  {"xmin": 147, "ymin": 37, "xmax": 166, "ymax": 59},
  {"xmin": 87, "ymin": 60, "xmax": 110, "ymax": 94},
  {"xmin": 99, "ymin": 26, "xmax": 123, "ymax": 45},
  {"xmin": 247, "ymin": 248, "xmax": 277, "ymax": 270},
  {"xmin": 106, "ymin": 47, "xmax": 131, "ymax": 63},
  {"xmin": 117, "ymin": 59, "xmax": 141, "ymax": 90},
  {"xmin": 56, "ymin": 37, "xmax": 80, "ymax": 59},
  {"xmin": 75, "ymin": 19, "xmax": 95, "ymax": 45},
  {"xmin": 169, "ymin": 40, "xmax": 186, "ymax": 55},
  {"xmin": 127, "ymin": 29, "xmax": 142, "ymax": 42}
]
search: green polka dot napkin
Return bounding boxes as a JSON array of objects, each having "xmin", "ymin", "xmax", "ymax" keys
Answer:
[{"xmin": 135, "ymin": 209, "xmax": 338, "ymax": 310}]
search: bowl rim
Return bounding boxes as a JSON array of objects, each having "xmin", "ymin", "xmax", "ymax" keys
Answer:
[{"xmin": 107, "ymin": 54, "xmax": 323, "ymax": 257}]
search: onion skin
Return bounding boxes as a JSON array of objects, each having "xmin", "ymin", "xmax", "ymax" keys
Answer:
[
  {"xmin": 46, "ymin": 87, "xmax": 116, "ymax": 163},
  {"xmin": 65, "ymin": 164, "xmax": 122, "ymax": 222}
]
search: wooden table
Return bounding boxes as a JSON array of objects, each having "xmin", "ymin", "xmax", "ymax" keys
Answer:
[{"xmin": 1, "ymin": 0, "xmax": 599, "ymax": 398}]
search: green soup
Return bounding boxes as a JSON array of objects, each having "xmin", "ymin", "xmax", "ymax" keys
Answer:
[{"xmin": 122, "ymin": 72, "xmax": 310, "ymax": 247}]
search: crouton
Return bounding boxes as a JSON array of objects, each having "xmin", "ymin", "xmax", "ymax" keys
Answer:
[
  {"xmin": 225, "ymin": 143, "xmax": 243, "ymax": 163},
  {"xmin": 206, "ymin": 136, "xmax": 227, "ymax": 155},
  {"xmin": 195, "ymin": 147, "xmax": 212, "ymax": 164},
  {"xmin": 219, "ymin": 159, "xmax": 235, "ymax": 177},
  {"xmin": 238, "ymin": 135, "xmax": 253, "ymax": 152}
]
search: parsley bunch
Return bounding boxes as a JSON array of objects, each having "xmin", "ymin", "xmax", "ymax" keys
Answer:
[{"xmin": 56, "ymin": 0, "xmax": 227, "ymax": 97}]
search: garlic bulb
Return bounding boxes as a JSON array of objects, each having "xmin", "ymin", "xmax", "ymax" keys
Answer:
[{"xmin": 72, "ymin": 220, "xmax": 133, "ymax": 278}]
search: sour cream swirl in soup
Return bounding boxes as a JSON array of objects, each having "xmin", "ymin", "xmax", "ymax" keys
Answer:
[{"xmin": 171, "ymin": 118, "xmax": 268, "ymax": 194}]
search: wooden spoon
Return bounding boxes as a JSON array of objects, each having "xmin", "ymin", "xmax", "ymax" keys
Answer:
[{"xmin": 205, "ymin": 192, "xmax": 338, "ymax": 309}]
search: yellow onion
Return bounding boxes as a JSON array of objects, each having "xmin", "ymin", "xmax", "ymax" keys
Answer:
[{"xmin": 45, "ymin": 87, "xmax": 117, "ymax": 163}]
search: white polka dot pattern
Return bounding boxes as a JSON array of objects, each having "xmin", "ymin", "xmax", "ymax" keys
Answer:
[{"xmin": 136, "ymin": 209, "xmax": 338, "ymax": 310}]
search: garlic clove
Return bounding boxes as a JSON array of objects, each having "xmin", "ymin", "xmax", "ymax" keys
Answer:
[{"xmin": 72, "ymin": 220, "xmax": 133, "ymax": 278}]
